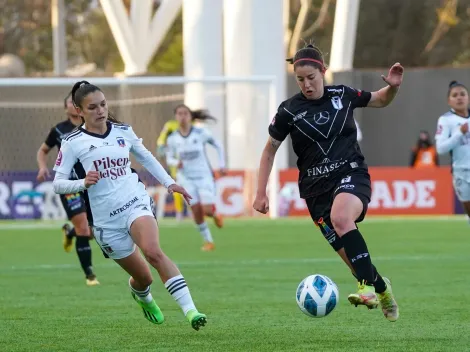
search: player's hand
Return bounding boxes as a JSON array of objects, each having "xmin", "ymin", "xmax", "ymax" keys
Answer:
[
  {"xmin": 177, "ymin": 161, "xmax": 183, "ymax": 169},
  {"xmin": 253, "ymin": 194, "xmax": 269, "ymax": 214},
  {"xmin": 36, "ymin": 167, "xmax": 51, "ymax": 182},
  {"xmin": 84, "ymin": 171, "xmax": 100, "ymax": 188},
  {"xmin": 168, "ymin": 184, "xmax": 192, "ymax": 204},
  {"xmin": 219, "ymin": 168, "xmax": 227, "ymax": 176},
  {"xmin": 461, "ymin": 123, "xmax": 469, "ymax": 134},
  {"xmin": 382, "ymin": 62, "xmax": 404, "ymax": 88}
]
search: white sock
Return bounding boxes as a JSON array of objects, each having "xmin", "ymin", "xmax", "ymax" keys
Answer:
[
  {"xmin": 129, "ymin": 278, "xmax": 153, "ymax": 304},
  {"xmin": 197, "ymin": 222, "xmax": 213, "ymax": 243},
  {"xmin": 165, "ymin": 274, "xmax": 196, "ymax": 315}
]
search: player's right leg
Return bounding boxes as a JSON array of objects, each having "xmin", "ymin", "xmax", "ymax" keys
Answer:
[
  {"xmin": 192, "ymin": 203, "xmax": 215, "ymax": 251},
  {"xmin": 93, "ymin": 226, "xmax": 164, "ymax": 324},
  {"xmin": 453, "ymin": 176, "xmax": 470, "ymax": 225},
  {"xmin": 129, "ymin": 212, "xmax": 207, "ymax": 331}
]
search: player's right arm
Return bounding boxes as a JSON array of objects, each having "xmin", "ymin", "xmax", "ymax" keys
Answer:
[
  {"xmin": 165, "ymin": 136, "xmax": 180, "ymax": 168},
  {"xmin": 253, "ymin": 105, "xmax": 290, "ymax": 214},
  {"xmin": 36, "ymin": 128, "xmax": 57, "ymax": 181},
  {"xmin": 52, "ymin": 140, "xmax": 97, "ymax": 194},
  {"xmin": 435, "ymin": 116, "xmax": 467, "ymax": 155}
]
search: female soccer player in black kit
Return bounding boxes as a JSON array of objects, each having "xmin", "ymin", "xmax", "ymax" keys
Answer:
[
  {"xmin": 253, "ymin": 44, "xmax": 402, "ymax": 322},
  {"xmin": 36, "ymin": 92, "xmax": 99, "ymax": 286}
]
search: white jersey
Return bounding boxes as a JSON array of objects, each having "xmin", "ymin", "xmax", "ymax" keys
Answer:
[
  {"xmin": 166, "ymin": 127, "xmax": 225, "ymax": 182},
  {"xmin": 53, "ymin": 122, "xmax": 174, "ymax": 228},
  {"xmin": 435, "ymin": 110, "xmax": 470, "ymax": 176}
]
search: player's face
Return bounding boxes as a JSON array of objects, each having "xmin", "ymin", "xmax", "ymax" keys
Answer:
[
  {"xmin": 65, "ymin": 97, "xmax": 81, "ymax": 125},
  {"xmin": 78, "ymin": 91, "xmax": 108, "ymax": 127},
  {"xmin": 175, "ymin": 107, "xmax": 192, "ymax": 127},
  {"xmin": 448, "ymin": 86, "xmax": 469, "ymax": 112},
  {"xmin": 295, "ymin": 65, "xmax": 324, "ymax": 99}
]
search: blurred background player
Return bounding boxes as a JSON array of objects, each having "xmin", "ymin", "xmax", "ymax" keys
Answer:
[
  {"xmin": 36, "ymin": 92, "xmax": 99, "ymax": 286},
  {"xmin": 165, "ymin": 104, "xmax": 226, "ymax": 251},
  {"xmin": 53, "ymin": 81, "xmax": 207, "ymax": 330},
  {"xmin": 435, "ymin": 80, "xmax": 470, "ymax": 222},
  {"xmin": 410, "ymin": 130, "xmax": 438, "ymax": 168},
  {"xmin": 156, "ymin": 107, "xmax": 219, "ymax": 221}
]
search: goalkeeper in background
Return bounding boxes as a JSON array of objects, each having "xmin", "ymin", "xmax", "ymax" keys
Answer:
[{"xmin": 156, "ymin": 107, "xmax": 217, "ymax": 221}]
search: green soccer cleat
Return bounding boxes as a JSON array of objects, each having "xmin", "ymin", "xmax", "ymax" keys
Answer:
[
  {"xmin": 186, "ymin": 309, "xmax": 207, "ymax": 331},
  {"xmin": 378, "ymin": 277, "xmax": 399, "ymax": 322},
  {"xmin": 348, "ymin": 280, "xmax": 379, "ymax": 309},
  {"xmin": 131, "ymin": 292, "xmax": 164, "ymax": 325}
]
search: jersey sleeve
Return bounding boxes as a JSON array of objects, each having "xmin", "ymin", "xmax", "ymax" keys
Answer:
[
  {"xmin": 202, "ymin": 128, "xmax": 226, "ymax": 169},
  {"xmin": 52, "ymin": 139, "xmax": 77, "ymax": 175},
  {"xmin": 128, "ymin": 126, "xmax": 175, "ymax": 188},
  {"xmin": 435, "ymin": 116, "xmax": 463, "ymax": 154},
  {"xmin": 44, "ymin": 128, "xmax": 58, "ymax": 148},
  {"xmin": 343, "ymin": 86, "xmax": 372, "ymax": 108},
  {"xmin": 268, "ymin": 103, "xmax": 291, "ymax": 142}
]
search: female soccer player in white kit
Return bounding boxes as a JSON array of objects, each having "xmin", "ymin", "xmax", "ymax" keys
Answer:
[
  {"xmin": 53, "ymin": 81, "xmax": 207, "ymax": 330},
  {"xmin": 436, "ymin": 81, "xmax": 470, "ymax": 221},
  {"xmin": 166, "ymin": 104, "xmax": 226, "ymax": 251}
]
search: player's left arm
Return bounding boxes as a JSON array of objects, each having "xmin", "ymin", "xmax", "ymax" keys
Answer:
[
  {"xmin": 205, "ymin": 130, "xmax": 226, "ymax": 171},
  {"xmin": 367, "ymin": 62, "xmax": 404, "ymax": 108}
]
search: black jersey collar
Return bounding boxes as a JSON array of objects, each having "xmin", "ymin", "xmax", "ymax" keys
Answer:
[
  {"xmin": 299, "ymin": 87, "xmax": 329, "ymax": 104},
  {"xmin": 79, "ymin": 121, "xmax": 113, "ymax": 139}
]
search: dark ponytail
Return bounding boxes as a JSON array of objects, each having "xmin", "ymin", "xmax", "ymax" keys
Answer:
[
  {"xmin": 71, "ymin": 80, "xmax": 123, "ymax": 124},
  {"xmin": 448, "ymin": 80, "xmax": 467, "ymax": 97},
  {"xmin": 174, "ymin": 104, "xmax": 217, "ymax": 122},
  {"xmin": 286, "ymin": 43, "xmax": 326, "ymax": 73}
]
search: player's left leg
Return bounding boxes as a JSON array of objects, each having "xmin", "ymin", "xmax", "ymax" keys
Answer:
[
  {"xmin": 192, "ymin": 203, "xmax": 215, "ymax": 251},
  {"xmin": 129, "ymin": 213, "xmax": 207, "ymax": 330},
  {"xmin": 200, "ymin": 179, "xmax": 223, "ymax": 228}
]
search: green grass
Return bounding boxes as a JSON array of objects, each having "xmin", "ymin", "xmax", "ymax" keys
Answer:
[{"xmin": 1, "ymin": 217, "xmax": 469, "ymax": 352}]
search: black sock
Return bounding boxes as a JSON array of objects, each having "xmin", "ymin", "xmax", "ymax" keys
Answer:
[
  {"xmin": 67, "ymin": 227, "xmax": 76, "ymax": 239},
  {"xmin": 341, "ymin": 229, "xmax": 375, "ymax": 284},
  {"xmin": 75, "ymin": 236, "xmax": 94, "ymax": 278},
  {"xmin": 372, "ymin": 265, "xmax": 387, "ymax": 293}
]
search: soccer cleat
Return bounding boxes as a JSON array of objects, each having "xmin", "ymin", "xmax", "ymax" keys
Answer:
[
  {"xmin": 131, "ymin": 292, "xmax": 164, "ymax": 325},
  {"xmin": 348, "ymin": 280, "xmax": 379, "ymax": 309},
  {"xmin": 201, "ymin": 242, "xmax": 215, "ymax": 252},
  {"xmin": 186, "ymin": 309, "xmax": 207, "ymax": 331},
  {"xmin": 86, "ymin": 277, "xmax": 100, "ymax": 286},
  {"xmin": 378, "ymin": 277, "xmax": 399, "ymax": 322},
  {"xmin": 213, "ymin": 214, "xmax": 224, "ymax": 228},
  {"xmin": 61, "ymin": 223, "xmax": 74, "ymax": 253}
]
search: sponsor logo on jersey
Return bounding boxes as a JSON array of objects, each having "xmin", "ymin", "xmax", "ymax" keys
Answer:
[
  {"xmin": 327, "ymin": 88, "xmax": 343, "ymax": 93},
  {"xmin": 89, "ymin": 145, "xmax": 97, "ymax": 152},
  {"xmin": 117, "ymin": 137, "xmax": 126, "ymax": 147},
  {"xmin": 293, "ymin": 111, "xmax": 307, "ymax": 121},
  {"xmin": 55, "ymin": 150, "xmax": 63, "ymax": 166},
  {"xmin": 313, "ymin": 111, "xmax": 330, "ymax": 125},
  {"xmin": 109, "ymin": 196, "xmax": 139, "ymax": 217},
  {"xmin": 306, "ymin": 158, "xmax": 348, "ymax": 178},
  {"xmin": 93, "ymin": 157, "xmax": 129, "ymax": 180}
]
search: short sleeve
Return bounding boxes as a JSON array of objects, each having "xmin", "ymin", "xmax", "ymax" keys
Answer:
[
  {"xmin": 45, "ymin": 128, "xmax": 58, "ymax": 148},
  {"xmin": 268, "ymin": 103, "xmax": 291, "ymax": 142},
  {"xmin": 53, "ymin": 140, "xmax": 77, "ymax": 174},
  {"xmin": 343, "ymin": 86, "xmax": 372, "ymax": 108}
]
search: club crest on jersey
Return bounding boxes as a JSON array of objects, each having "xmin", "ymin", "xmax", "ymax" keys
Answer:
[
  {"xmin": 331, "ymin": 96, "xmax": 343, "ymax": 110},
  {"xmin": 116, "ymin": 137, "xmax": 126, "ymax": 147}
]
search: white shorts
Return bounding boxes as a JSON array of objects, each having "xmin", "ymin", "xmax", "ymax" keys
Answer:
[
  {"xmin": 453, "ymin": 176, "xmax": 470, "ymax": 202},
  {"xmin": 180, "ymin": 178, "xmax": 216, "ymax": 206},
  {"xmin": 92, "ymin": 195, "xmax": 156, "ymax": 260}
]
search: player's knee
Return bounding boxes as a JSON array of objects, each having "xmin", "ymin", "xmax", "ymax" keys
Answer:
[
  {"xmin": 330, "ymin": 212, "xmax": 354, "ymax": 235},
  {"xmin": 75, "ymin": 223, "xmax": 90, "ymax": 236},
  {"xmin": 142, "ymin": 248, "xmax": 166, "ymax": 266}
]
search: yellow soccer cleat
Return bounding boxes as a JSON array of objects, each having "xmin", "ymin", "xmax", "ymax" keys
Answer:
[
  {"xmin": 86, "ymin": 276, "xmax": 100, "ymax": 286},
  {"xmin": 61, "ymin": 224, "xmax": 74, "ymax": 253},
  {"xmin": 348, "ymin": 280, "xmax": 379, "ymax": 309},
  {"xmin": 378, "ymin": 277, "xmax": 399, "ymax": 322}
]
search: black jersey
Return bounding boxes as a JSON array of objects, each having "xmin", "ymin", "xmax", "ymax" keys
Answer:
[
  {"xmin": 269, "ymin": 85, "xmax": 372, "ymax": 198},
  {"xmin": 44, "ymin": 119, "xmax": 85, "ymax": 179},
  {"xmin": 45, "ymin": 119, "xmax": 78, "ymax": 150}
]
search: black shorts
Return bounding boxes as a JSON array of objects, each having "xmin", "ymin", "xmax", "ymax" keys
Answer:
[
  {"xmin": 59, "ymin": 192, "xmax": 87, "ymax": 220},
  {"xmin": 305, "ymin": 170, "xmax": 371, "ymax": 250}
]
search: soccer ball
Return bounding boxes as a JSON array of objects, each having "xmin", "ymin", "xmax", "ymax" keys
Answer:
[{"xmin": 295, "ymin": 274, "xmax": 339, "ymax": 318}]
